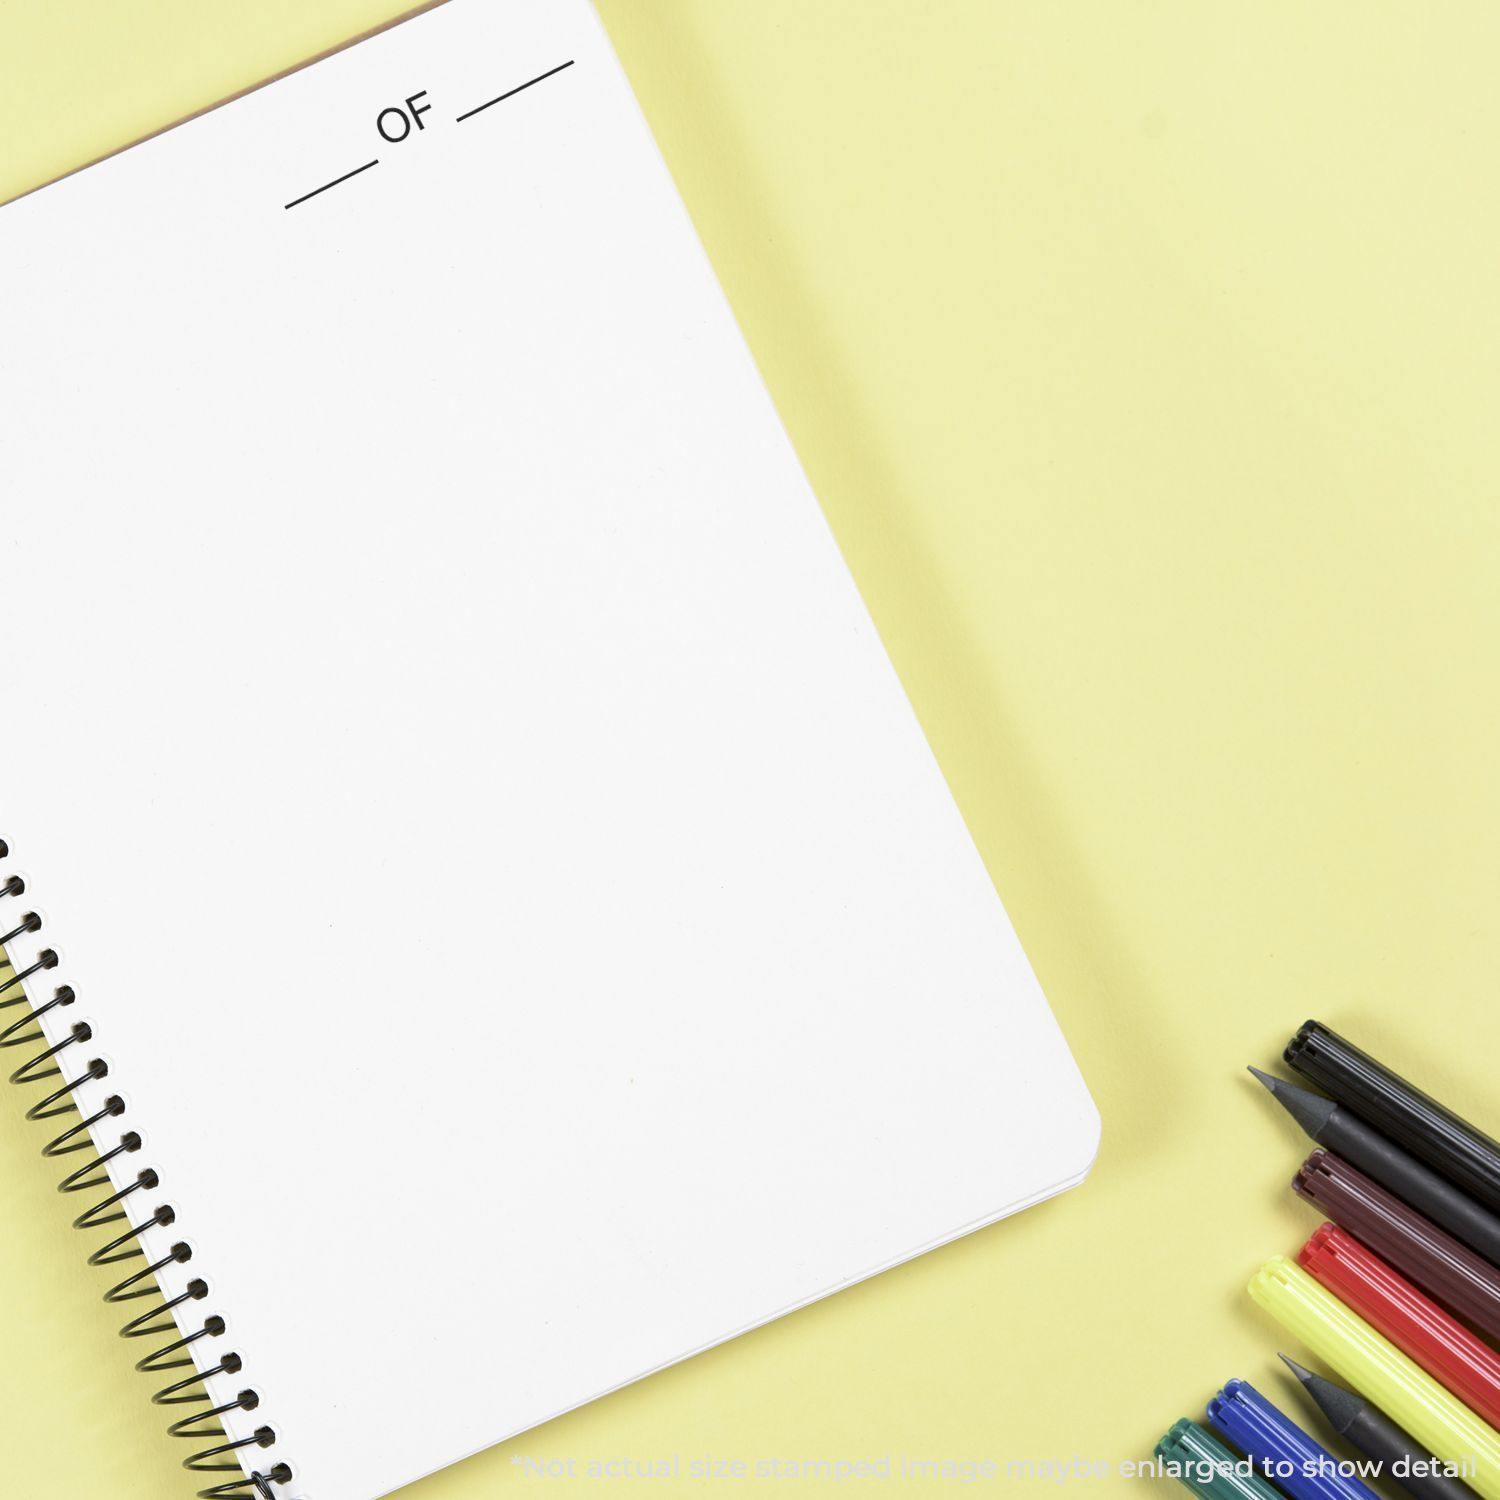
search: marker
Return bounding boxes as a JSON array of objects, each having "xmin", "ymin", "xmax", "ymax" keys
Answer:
[
  {"xmin": 1156, "ymin": 1418, "xmax": 1285, "ymax": 1500},
  {"xmin": 1294, "ymin": 1151, "xmax": 1500, "ymax": 1342},
  {"xmin": 1250, "ymin": 1067, "xmax": 1500, "ymax": 1266},
  {"xmin": 1247, "ymin": 1256, "xmax": 1500, "ymax": 1498},
  {"xmin": 1281, "ymin": 1356, "xmax": 1479, "ymax": 1500},
  {"xmin": 1301, "ymin": 1224, "xmax": 1500, "ymax": 1429},
  {"xmin": 1285, "ymin": 1023, "xmax": 1500, "ymax": 1215},
  {"xmin": 1209, "ymin": 1376, "xmax": 1381, "ymax": 1500}
]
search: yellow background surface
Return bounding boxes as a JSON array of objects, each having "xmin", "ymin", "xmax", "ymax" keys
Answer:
[{"xmin": 2, "ymin": 3, "xmax": 1498, "ymax": 1498}]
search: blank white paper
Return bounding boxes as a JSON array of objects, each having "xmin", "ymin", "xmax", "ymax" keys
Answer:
[{"xmin": 0, "ymin": 3, "xmax": 1098, "ymax": 1497}]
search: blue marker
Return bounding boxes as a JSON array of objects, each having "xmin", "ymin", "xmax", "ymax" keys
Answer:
[{"xmin": 1209, "ymin": 1378, "xmax": 1382, "ymax": 1500}]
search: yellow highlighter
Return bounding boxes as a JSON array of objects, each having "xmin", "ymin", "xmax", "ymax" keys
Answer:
[{"xmin": 1249, "ymin": 1255, "xmax": 1500, "ymax": 1500}]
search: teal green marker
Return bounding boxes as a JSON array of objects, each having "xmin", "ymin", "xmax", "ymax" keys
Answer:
[{"xmin": 1155, "ymin": 1418, "xmax": 1284, "ymax": 1500}]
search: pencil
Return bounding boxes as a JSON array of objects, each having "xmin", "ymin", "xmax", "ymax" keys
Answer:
[{"xmin": 1281, "ymin": 1356, "xmax": 1480, "ymax": 1500}]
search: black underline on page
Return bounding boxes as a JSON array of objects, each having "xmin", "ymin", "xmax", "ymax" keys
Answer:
[
  {"xmin": 284, "ymin": 158, "xmax": 380, "ymax": 210},
  {"xmin": 455, "ymin": 60, "xmax": 576, "ymax": 123}
]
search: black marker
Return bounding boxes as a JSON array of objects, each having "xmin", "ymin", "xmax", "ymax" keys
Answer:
[
  {"xmin": 1285, "ymin": 1022, "xmax": 1500, "ymax": 1216},
  {"xmin": 1249, "ymin": 1067, "xmax": 1500, "ymax": 1267},
  {"xmin": 1280, "ymin": 1356, "xmax": 1479, "ymax": 1500}
]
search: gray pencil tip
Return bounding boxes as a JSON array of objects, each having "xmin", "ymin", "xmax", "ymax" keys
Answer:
[
  {"xmin": 1247, "ymin": 1065, "xmax": 1336, "ymax": 1139},
  {"xmin": 1278, "ymin": 1355, "xmax": 1361, "ymax": 1432}
]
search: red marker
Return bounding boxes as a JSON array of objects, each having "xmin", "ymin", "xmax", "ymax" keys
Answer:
[{"xmin": 1300, "ymin": 1222, "xmax": 1500, "ymax": 1430}]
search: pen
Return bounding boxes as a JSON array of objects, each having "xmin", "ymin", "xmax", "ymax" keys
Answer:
[
  {"xmin": 1294, "ymin": 1151, "xmax": 1500, "ymax": 1342},
  {"xmin": 1247, "ymin": 1256, "xmax": 1500, "ymax": 1498},
  {"xmin": 1301, "ymin": 1224, "xmax": 1500, "ymax": 1429},
  {"xmin": 1209, "ymin": 1376, "xmax": 1381, "ymax": 1500},
  {"xmin": 1285, "ymin": 1023, "xmax": 1500, "ymax": 1215},
  {"xmin": 1156, "ymin": 1418, "xmax": 1286, "ymax": 1500}
]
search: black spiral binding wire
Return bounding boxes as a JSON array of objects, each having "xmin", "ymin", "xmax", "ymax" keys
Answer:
[{"xmin": 0, "ymin": 839, "xmax": 294, "ymax": 1500}]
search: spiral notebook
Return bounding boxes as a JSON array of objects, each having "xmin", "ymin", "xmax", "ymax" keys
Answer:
[{"xmin": 0, "ymin": 3, "xmax": 1099, "ymax": 1497}]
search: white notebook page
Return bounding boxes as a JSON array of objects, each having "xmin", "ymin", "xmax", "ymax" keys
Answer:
[{"xmin": 0, "ymin": 3, "xmax": 1098, "ymax": 1497}]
